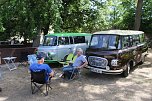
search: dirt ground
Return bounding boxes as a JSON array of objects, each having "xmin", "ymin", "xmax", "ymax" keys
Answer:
[{"xmin": 0, "ymin": 49, "xmax": 152, "ymax": 101}]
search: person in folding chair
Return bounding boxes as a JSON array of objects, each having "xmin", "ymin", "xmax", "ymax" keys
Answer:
[
  {"xmin": 29, "ymin": 54, "xmax": 54, "ymax": 96},
  {"xmin": 61, "ymin": 48, "xmax": 88, "ymax": 80}
]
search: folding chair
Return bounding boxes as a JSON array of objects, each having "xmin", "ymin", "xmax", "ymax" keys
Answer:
[
  {"xmin": 69, "ymin": 55, "xmax": 86, "ymax": 80},
  {"xmin": 72, "ymin": 55, "xmax": 77, "ymax": 62},
  {"xmin": 69, "ymin": 68, "xmax": 82, "ymax": 80},
  {"xmin": 59, "ymin": 53, "xmax": 74, "ymax": 66},
  {"xmin": 27, "ymin": 54, "xmax": 37, "ymax": 66},
  {"xmin": 31, "ymin": 69, "xmax": 52, "ymax": 96}
]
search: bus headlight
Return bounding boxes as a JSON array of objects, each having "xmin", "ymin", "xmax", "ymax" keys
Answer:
[
  {"xmin": 111, "ymin": 59, "xmax": 118, "ymax": 66},
  {"xmin": 48, "ymin": 50, "xmax": 56, "ymax": 57}
]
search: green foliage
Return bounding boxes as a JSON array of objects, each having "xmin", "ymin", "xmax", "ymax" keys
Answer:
[
  {"xmin": 140, "ymin": 0, "xmax": 152, "ymax": 35},
  {"xmin": 0, "ymin": 0, "xmax": 62, "ymax": 41},
  {"xmin": 0, "ymin": 0, "xmax": 151, "ymax": 42}
]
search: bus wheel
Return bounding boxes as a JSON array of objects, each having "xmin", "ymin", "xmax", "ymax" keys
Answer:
[{"xmin": 122, "ymin": 64, "xmax": 130, "ymax": 77}]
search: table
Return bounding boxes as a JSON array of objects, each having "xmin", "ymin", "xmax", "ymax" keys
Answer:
[{"xmin": 2, "ymin": 57, "xmax": 17, "ymax": 71}]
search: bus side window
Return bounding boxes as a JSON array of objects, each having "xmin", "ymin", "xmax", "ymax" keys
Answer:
[
  {"xmin": 58, "ymin": 37, "xmax": 69, "ymax": 45},
  {"xmin": 73, "ymin": 36, "xmax": 85, "ymax": 44},
  {"xmin": 139, "ymin": 34, "xmax": 144, "ymax": 43},
  {"xmin": 129, "ymin": 35, "xmax": 133, "ymax": 47},
  {"xmin": 122, "ymin": 36, "xmax": 129, "ymax": 48},
  {"xmin": 133, "ymin": 35, "xmax": 140, "ymax": 46}
]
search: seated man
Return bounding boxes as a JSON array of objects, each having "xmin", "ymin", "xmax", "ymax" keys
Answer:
[
  {"xmin": 61, "ymin": 48, "xmax": 88, "ymax": 79},
  {"xmin": 29, "ymin": 54, "xmax": 54, "ymax": 82}
]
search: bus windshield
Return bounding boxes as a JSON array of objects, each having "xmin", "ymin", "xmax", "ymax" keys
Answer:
[
  {"xmin": 89, "ymin": 35, "xmax": 121, "ymax": 50},
  {"xmin": 43, "ymin": 36, "xmax": 57, "ymax": 46}
]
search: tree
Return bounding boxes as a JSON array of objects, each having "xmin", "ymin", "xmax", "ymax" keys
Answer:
[
  {"xmin": 0, "ymin": 0, "xmax": 62, "ymax": 45},
  {"xmin": 0, "ymin": 0, "xmax": 151, "ymax": 44},
  {"xmin": 61, "ymin": 0, "xmax": 108, "ymax": 33},
  {"xmin": 140, "ymin": 0, "xmax": 152, "ymax": 35},
  {"xmin": 134, "ymin": 0, "xmax": 143, "ymax": 30}
]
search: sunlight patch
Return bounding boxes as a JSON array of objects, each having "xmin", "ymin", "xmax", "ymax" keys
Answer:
[
  {"xmin": 59, "ymin": 83, "xmax": 69, "ymax": 87},
  {"xmin": 0, "ymin": 97, "xmax": 8, "ymax": 101}
]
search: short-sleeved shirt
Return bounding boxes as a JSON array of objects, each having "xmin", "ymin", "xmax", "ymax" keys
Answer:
[
  {"xmin": 73, "ymin": 55, "xmax": 87, "ymax": 67},
  {"xmin": 29, "ymin": 63, "xmax": 52, "ymax": 81}
]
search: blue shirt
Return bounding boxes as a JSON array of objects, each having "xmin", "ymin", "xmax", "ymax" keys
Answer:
[
  {"xmin": 29, "ymin": 63, "xmax": 52, "ymax": 81},
  {"xmin": 73, "ymin": 55, "xmax": 87, "ymax": 67}
]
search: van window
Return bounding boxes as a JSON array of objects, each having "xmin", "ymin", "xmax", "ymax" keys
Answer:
[
  {"xmin": 133, "ymin": 35, "xmax": 140, "ymax": 46},
  {"xmin": 43, "ymin": 36, "xmax": 57, "ymax": 46},
  {"xmin": 90, "ymin": 36, "xmax": 98, "ymax": 46},
  {"xmin": 122, "ymin": 36, "xmax": 130, "ymax": 48},
  {"xmin": 90, "ymin": 35, "xmax": 121, "ymax": 50},
  {"xmin": 139, "ymin": 34, "xmax": 144, "ymax": 43},
  {"xmin": 69, "ymin": 37, "xmax": 74, "ymax": 44},
  {"xmin": 73, "ymin": 36, "xmax": 85, "ymax": 44},
  {"xmin": 58, "ymin": 37, "xmax": 69, "ymax": 45}
]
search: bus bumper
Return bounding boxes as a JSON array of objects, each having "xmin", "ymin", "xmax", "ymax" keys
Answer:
[{"xmin": 87, "ymin": 66, "xmax": 123, "ymax": 75}]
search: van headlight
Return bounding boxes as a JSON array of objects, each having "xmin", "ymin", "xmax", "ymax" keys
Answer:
[
  {"xmin": 48, "ymin": 50, "xmax": 56, "ymax": 57},
  {"xmin": 111, "ymin": 59, "xmax": 118, "ymax": 66}
]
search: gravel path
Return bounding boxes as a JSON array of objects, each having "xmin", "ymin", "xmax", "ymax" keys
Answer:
[{"xmin": 0, "ymin": 50, "xmax": 152, "ymax": 101}]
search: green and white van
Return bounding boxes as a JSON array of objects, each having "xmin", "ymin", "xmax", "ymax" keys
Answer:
[{"xmin": 37, "ymin": 33, "xmax": 91, "ymax": 63}]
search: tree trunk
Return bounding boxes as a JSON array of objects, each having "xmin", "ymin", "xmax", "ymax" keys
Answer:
[
  {"xmin": 134, "ymin": 0, "xmax": 143, "ymax": 30},
  {"xmin": 43, "ymin": 22, "xmax": 50, "ymax": 35},
  {"xmin": 32, "ymin": 28, "xmax": 41, "ymax": 47}
]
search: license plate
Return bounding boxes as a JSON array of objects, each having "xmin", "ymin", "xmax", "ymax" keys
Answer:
[{"xmin": 91, "ymin": 68, "xmax": 102, "ymax": 73}]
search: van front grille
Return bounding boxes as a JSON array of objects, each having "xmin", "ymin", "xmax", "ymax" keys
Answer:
[{"xmin": 88, "ymin": 56, "xmax": 108, "ymax": 68}]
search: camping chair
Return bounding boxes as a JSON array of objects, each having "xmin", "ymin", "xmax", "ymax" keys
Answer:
[
  {"xmin": 69, "ymin": 67, "xmax": 82, "ymax": 80},
  {"xmin": 72, "ymin": 55, "xmax": 77, "ymax": 63},
  {"xmin": 69, "ymin": 55, "xmax": 87, "ymax": 80},
  {"xmin": 31, "ymin": 69, "xmax": 52, "ymax": 96},
  {"xmin": 59, "ymin": 53, "xmax": 74, "ymax": 66},
  {"xmin": 27, "ymin": 54, "xmax": 37, "ymax": 66}
]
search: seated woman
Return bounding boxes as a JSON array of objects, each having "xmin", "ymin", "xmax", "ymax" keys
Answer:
[{"xmin": 61, "ymin": 48, "xmax": 88, "ymax": 79}]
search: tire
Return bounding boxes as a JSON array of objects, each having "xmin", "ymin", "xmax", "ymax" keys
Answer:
[{"xmin": 122, "ymin": 64, "xmax": 130, "ymax": 77}]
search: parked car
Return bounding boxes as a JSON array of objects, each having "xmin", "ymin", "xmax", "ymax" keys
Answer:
[
  {"xmin": 85, "ymin": 30, "xmax": 148, "ymax": 77},
  {"xmin": 37, "ymin": 33, "xmax": 91, "ymax": 63}
]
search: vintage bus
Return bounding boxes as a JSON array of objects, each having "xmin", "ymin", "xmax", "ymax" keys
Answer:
[
  {"xmin": 37, "ymin": 33, "xmax": 91, "ymax": 63},
  {"xmin": 86, "ymin": 30, "xmax": 148, "ymax": 77}
]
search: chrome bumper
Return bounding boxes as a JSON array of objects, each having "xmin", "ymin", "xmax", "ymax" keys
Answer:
[{"xmin": 87, "ymin": 66, "xmax": 123, "ymax": 74}]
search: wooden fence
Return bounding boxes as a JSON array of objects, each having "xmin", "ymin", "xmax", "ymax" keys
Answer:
[{"xmin": 0, "ymin": 47, "xmax": 36, "ymax": 64}]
